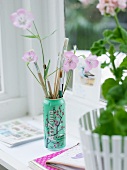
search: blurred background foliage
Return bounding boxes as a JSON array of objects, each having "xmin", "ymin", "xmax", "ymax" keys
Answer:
[{"xmin": 64, "ymin": 0, "xmax": 127, "ymax": 50}]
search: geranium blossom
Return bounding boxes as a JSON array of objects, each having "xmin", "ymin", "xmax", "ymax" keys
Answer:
[
  {"xmin": 11, "ymin": 8, "xmax": 34, "ymax": 29},
  {"xmin": 97, "ymin": 0, "xmax": 127, "ymax": 16},
  {"xmin": 117, "ymin": 0, "xmax": 127, "ymax": 9},
  {"xmin": 84, "ymin": 54, "xmax": 99, "ymax": 72},
  {"xmin": 63, "ymin": 51, "xmax": 79, "ymax": 72},
  {"xmin": 22, "ymin": 50, "xmax": 38, "ymax": 63}
]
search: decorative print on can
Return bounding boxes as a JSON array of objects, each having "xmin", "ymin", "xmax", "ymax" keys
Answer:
[{"xmin": 43, "ymin": 98, "xmax": 66, "ymax": 150}]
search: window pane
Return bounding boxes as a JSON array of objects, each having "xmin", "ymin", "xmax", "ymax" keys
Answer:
[
  {"xmin": 65, "ymin": 0, "xmax": 127, "ymax": 50},
  {"xmin": 65, "ymin": 0, "xmax": 102, "ymax": 50},
  {"xmin": 64, "ymin": 0, "xmax": 127, "ymax": 99}
]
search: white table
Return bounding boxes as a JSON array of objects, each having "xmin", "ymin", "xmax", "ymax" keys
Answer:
[
  {"xmin": 0, "ymin": 133, "xmax": 78, "ymax": 170},
  {"xmin": 0, "ymin": 97, "xmax": 105, "ymax": 170},
  {"xmin": 0, "ymin": 115, "xmax": 79, "ymax": 170}
]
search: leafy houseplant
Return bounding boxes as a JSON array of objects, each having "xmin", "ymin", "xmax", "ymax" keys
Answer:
[
  {"xmin": 11, "ymin": 8, "xmax": 99, "ymax": 150},
  {"xmin": 87, "ymin": 0, "xmax": 127, "ymax": 136},
  {"xmin": 78, "ymin": 1, "xmax": 127, "ymax": 170}
]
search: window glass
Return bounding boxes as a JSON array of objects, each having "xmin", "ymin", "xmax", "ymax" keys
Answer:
[
  {"xmin": 65, "ymin": 0, "xmax": 127, "ymax": 50},
  {"xmin": 64, "ymin": 0, "xmax": 127, "ymax": 99}
]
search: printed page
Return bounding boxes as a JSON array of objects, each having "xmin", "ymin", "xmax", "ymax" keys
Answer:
[
  {"xmin": 47, "ymin": 144, "xmax": 85, "ymax": 170},
  {"xmin": 0, "ymin": 119, "xmax": 43, "ymax": 147}
]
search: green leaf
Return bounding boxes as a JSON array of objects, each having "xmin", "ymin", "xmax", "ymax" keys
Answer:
[
  {"xmin": 119, "ymin": 27, "xmax": 127, "ymax": 44},
  {"xmin": 114, "ymin": 108, "xmax": 127, "ymax": 136},
  {"xmin": 108, "ymin": 27, "xmax": 127, "ymax": 44},
  {"xmin": 101, "ymin": 61, "xmax": 110, "ymax": 68},
  {"xmin": 120, "ymin": 56, "xmax": 127, "ymax": 69},
  {"xmin": 41, "ymin": 30, "xmax": 57, "ymax": 40},
  {"xmin": 111, "ymin": 27, "xmax": 124, "ymax": 43},
  {"xmin": 120, "ymin": 44, "xmax": 127, "ymax": 53},
  {"xmin": 44, "ymin": 60, "xmax": 51, "ymax": 80},
  {"xmin": 90, "ymin": 39, "xmax": 106, "ymax": 56},
  {"xmin": 103, "ymin": 29, "xmax": 113, "ymax": 40},
  {"xmin": 102, "ymin": 78, "xmax": 117, "ymax": 99},
  {"xmin": 108, "ymin": 45, "xmax": 115, "ymax": 55},
  {"xmin": 107, "ymin": 78, "xmax": 127, "ymax": 106},
  {"xmin": 104, "ymin": 27, "xmax": 124, "ymax": 44},
  {"xmin": 93, "ymin": 109, "xmax": 115, "ymax": 136},
  {"xmin": 22, "ymin": 35, "xmax": 39, "ymax": 38},
  {"xmin": 115, "ymin": 67, "xmax": 123, "ymax": 80}
]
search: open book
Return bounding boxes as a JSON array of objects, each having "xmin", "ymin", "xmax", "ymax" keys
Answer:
[
  {"xmin": 0, "ymin": 119, "xmax": 43, "ymax": 147},
  {"xmin": 29, "ymin": 143, "xmax": 85, "ymax": 170}
]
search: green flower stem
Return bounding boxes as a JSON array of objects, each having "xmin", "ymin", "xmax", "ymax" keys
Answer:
[
  {"xmin": 33, "ymin": 21, "xmax": 45, "ymax": 66},
  {"xmin": 47, "ymin": 67, "xmax": 61, "ymax": 77},
  {"xmin": 27, "ymin": 63, "xmax": 41, "ymax": 85},
  {"xmin": 26, "ymin": 29, "xmax": 38, "ymax": 38},
  {"xmin": 114, "ymin": 14, "xmax": 120, "ymax": 28},
  {"xmin": 32, "ymin": 21, "xmax": 48, "ymax": 95},
  {"xmin": 78, "ymin": 55, "xmax": 85, "ymax": 59},
  {"xmin": 63, "ymin": 71, "xmax": 72, "ymax": 94},
  {"xmin": 110, "ymin": 55, "xmax": 117, "ymax": 78}
]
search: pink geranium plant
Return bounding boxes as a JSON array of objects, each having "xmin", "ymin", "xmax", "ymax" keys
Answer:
[
  {"xmin": 97, "ymin": 0, "xmax": 126, "ymax": 16},
  {"xmin": 80, "ymin": 0, "xmax": 127, "ymax": 137}
]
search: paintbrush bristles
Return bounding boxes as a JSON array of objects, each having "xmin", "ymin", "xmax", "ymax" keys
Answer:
[{"xmin": 60, "ymin": 70, "xmax": 62, "ymax": 78}]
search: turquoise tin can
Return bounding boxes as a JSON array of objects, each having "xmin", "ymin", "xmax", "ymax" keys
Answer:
[{"xmin": 43, "ymin": 98, "xmax": 66, "ymax": 150}]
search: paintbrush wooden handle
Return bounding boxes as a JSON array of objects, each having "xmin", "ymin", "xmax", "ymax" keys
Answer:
[
  {"xmin": 38, "ymin": 73, "xmax": 48, "ymax": 97},
  {"xmin": 47, "ymin": 80, "xmax": 53, "ymax": 99},
  {"xmin": 54, "ymin": 70, "xmax": 61, "ymax": 98}
]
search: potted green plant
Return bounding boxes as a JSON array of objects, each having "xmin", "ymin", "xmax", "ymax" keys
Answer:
[{"xmin": 79, "ymin": 0, "xmax": 127, "ymax": 170}]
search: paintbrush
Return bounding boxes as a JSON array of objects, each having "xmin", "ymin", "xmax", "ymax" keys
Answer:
[
  {"xmin": 47, "ymin": 79, "xmax": 53, "ymax": 99},
  {"xmin": 59, "ymin": 70, "xmax": 63, "ymax": 98},
  {"xmin": 60, "ymin": 38, "xmax": 69, "ymax": 68},
  {"xmin": 60, "ymin": 38, "xmax": 69, "ymax": 93},
  {"xmin": 34, "ymin": 62, "xmax": 48, "ymax": 97},
  {"xmin": 53, "ymin": 54, "xmax": 60, "ymax": 98},
  {"xmin": 54, "ymin": 69, "xmax": 60, "ymax": 98},
  {"xmin": 53, "ymin": 38, "xmax": 69, "ymax": 98}
]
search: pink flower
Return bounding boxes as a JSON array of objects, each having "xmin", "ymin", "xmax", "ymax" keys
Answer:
[
  {"xmin": 11, "ymin": 8, "xmax": 34, "ymax": 29},
  {"xmin": 117, "ymin": 0, "xmax": 127, "ymax": 9},
  {"xmin": 22, "ymin": 50, "xmax": 38, "ymax": 63},
  {"xmin": 84, "ymin": 54, "xmax": 99, "ymax": 72},
  {"xmin": 63, "ymin": 51, "xmax": 79, "ymax": 72},
  {"xmin": 97, "ymin": 0, "xmax": 127, "ymax": 16},
  {"xmin": 97, "ymin": 0, "xmax": 116, "ymax": 16}
]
